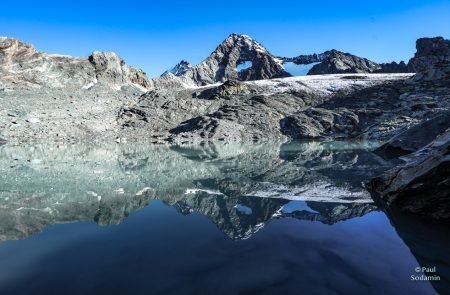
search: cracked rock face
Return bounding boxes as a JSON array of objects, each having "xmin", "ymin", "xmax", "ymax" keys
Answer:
[{"xmin": 408, "ymin": 37, "xmax": 450, "ymax": 81}]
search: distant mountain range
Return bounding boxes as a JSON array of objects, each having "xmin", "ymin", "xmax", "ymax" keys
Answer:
[
  {"xmin": 151, "ymin": 33, "xmax": 410, "ymax": 89},
  {"xmin": 0, "ymin": 33, "xmax": 436, "ymax": 92}
]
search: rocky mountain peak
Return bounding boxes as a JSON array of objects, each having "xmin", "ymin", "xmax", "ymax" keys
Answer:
[
  {"xmin": 0, "ymin": 37, "xmax": 150, "ymax": 91},
  {"xmin": 167, "ymin": 33, "xmax": 289, "ymax": 87},
  {"xmin": 162, "ymin": 60, "xmax": 192, "ymax": 77},
  {"xmin": 220, "ymin": 33, "xmax": 269, "ymax": 54},
  {"xmin": 0, "ymin": 37, "xmax": 39, "ymax": 66}
]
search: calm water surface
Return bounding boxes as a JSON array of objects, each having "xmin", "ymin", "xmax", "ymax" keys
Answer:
[{"xmin": 0, "ymin": 141, "xmax": 448, "ymax": 294}]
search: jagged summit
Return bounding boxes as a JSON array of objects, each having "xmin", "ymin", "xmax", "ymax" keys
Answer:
[
  {"xmin": 153, "ymin": 33, "xmax": 290, "ymax": 87},
  {"xmin": 162, "ymin": 60, "xmax": 192, "ymax": 77}
]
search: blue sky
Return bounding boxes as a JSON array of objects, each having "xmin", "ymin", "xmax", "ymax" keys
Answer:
[{"xmin": 1, "ymin": 0, "xmax": 449, "ymax": 77}]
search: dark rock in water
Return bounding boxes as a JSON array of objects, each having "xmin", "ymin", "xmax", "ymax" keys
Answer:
[
  {"xmin": 307, "ymin": 49, "xmax": 381, "ymax": 75},
  {"xmin": 375, "ymin": 111, "xmax": 450, "ymax": 159},
  {"xmin": 368, "ymin": 131, "xmax": 450, "ymax": 219},
  {"xmin": 408, "ymin": 36, "xmax": 450, "ymax": 81},
  {"xmin": 280, "ymin": 107, "xmax": 360, "ymax": 139},
  {"xmin": 0, "ymin": 137, "xmax": 6, "ymax": 145}
]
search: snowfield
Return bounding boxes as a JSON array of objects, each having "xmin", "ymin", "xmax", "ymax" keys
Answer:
[{"xmin": 246, "ymin": 73, "xmax": 414, "ymax": 96}]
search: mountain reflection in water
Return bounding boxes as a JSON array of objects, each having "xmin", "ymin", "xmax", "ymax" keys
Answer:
[{"xmin": 0, "ymin": 141, "xmax": 447, "ymax": 294}]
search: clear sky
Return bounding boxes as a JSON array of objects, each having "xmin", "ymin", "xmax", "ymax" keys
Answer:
[{"xmin": 1, "ymin": 0, "xmax": 449, "ymax": 77}]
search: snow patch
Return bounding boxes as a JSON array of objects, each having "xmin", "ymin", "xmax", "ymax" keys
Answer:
[
  {"xmin": 279, "ymin": 200, "xmax": 319, "ymax": 214},
  {"xmin": 246, "ymin": 73, "xmax": 414, "ymax": 97},
  {"xmin": 184, "ymin": 188, "xmax": 224, "ymax": 196},
  {"xmin": 82, "ymin": 78, "xmax": 98, "ymax": 90},
  {"xmin": 234, "ymin": 204, "xmax": 253, "ymax": 215},
  {"xmin": 246, "ymin": 181, "xmax": 373, "ymax": 203},
  {"xmin": 136, "ymin": 187, "xmax": 153, "ymax": 196},
  {"xmin": 236, "ymin": 61, "xmax": 253, "ymax": 72},
  {"xmin": 283, "ymin": 62, "xmax": 320, "ymax": 76}
]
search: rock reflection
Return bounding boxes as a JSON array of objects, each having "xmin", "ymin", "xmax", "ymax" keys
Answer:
[
  {"xmin": 0, "ymin": 141, "xmax": 389, "ymax": 242},
  {"xmin": 383, "ymin": 208, "xmax": 450, "ymax": 294}
]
